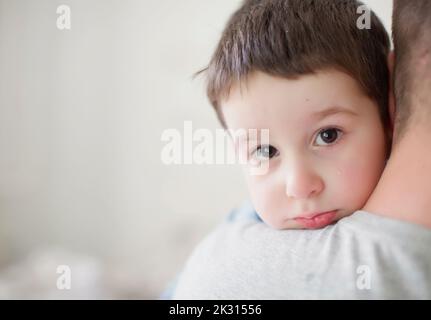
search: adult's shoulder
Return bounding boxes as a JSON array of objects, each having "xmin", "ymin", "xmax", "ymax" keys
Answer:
[
  {"xmin": 172, "ymin": 204, "xmax": 336, "ymax": 299},
  {"xmin": 173, "ymin": 209, "xmax": 431, "ymax": 299}
]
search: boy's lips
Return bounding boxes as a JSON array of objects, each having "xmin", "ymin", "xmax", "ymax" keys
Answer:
[{"xmin": 293, "ymin": 211, "xmax": 337, "ymax": 229}]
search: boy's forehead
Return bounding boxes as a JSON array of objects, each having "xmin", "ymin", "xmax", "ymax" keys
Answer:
[
  {"xmin": 224, "ymin": 70, "xmax": 365, "ymax": 106},
  {"xmin": 221, "ymin": 70, "xmax": 365, "ymax": 130}
]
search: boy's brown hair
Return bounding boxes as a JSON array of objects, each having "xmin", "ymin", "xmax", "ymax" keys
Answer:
[{"xmin": 199, "ymin": 0, "xmax": 390, "ymax": 132}]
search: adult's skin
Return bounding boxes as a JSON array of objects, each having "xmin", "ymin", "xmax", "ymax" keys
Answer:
[
  {"xmin": 363, "ymin": 6, "xmax": 431, "ymax": 230},
  {"xmin": 172, "ymin": 0, "xmax": 431, "ymax": 299}
]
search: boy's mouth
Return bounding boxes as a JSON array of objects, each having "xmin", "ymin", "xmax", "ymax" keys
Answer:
[{"xmin": 293, "ymin": 211, "xmax": 337, "ymax": 229}]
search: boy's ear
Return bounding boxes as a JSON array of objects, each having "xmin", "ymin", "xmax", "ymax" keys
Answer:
[{"xmin": 387, "ymin": 51, "xmax": 396, "ymax": 133}]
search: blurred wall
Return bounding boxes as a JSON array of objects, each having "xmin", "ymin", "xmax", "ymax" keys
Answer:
[{"xmin": 0, "ymin": 0, "xmax": 392, "ymax": 298}]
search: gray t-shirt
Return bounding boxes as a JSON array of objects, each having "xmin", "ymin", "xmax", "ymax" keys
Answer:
[{"xmin": 172, "ymin": 204, "xmax": 431, "ymax": 299}]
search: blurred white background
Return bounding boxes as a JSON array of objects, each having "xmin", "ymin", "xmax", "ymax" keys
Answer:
[{"xmin": 0, "ymin": 0, "xmax": 392, "ymax": 298}]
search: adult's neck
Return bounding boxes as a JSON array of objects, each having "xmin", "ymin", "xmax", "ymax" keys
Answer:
[{"xmin": 364, "ymin": 124, "xmax": 431, "ymax": 229}]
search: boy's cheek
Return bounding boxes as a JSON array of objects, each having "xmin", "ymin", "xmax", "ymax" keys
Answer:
[
  {"xmin": 334, "ymin": 158, "xmax": 384, "ymax": 208},
  {"xmin": 246, "ymin": 180, "xmax": 284, "ymax": 226}
]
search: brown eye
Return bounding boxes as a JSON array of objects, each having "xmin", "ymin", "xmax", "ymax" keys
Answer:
[
  {"xmin": 252, "ymin": 145, "xmax": 279, "ymax": 160},
  {"xmin": 315, "ymin": 128, "xmax": 342, "ymax": 146}
]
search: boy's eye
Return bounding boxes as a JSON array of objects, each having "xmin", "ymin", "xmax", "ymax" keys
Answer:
[
  {"xmin": 315, "ymin": 128, "xmax": 343, "ymax": 146},
  {"xmin": 251, "ymin": 145, "xmax": 279, "ymax": 161}
]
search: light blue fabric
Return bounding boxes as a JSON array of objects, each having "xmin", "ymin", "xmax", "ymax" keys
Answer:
[{"xmin": 225, "ymin": 200, "xmax": 262, "ymax": 223}]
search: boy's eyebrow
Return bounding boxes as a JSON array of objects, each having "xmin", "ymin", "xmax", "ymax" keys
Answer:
[
  {"xmin": 235, "ymin": 106, "xmax": 357, "ymax": 144},
  {"xmin": 313, "ymin": 106, "xmax": 359, "ymax": 120},
  {"xmin": 235, "ymin": 133, "xmax": 258, "ymax": 144}
]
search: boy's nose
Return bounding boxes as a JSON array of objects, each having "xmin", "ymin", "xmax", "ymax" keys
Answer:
[{"xmin": 284, "ymin": 164, "xmax": 324, "ymax": 199}]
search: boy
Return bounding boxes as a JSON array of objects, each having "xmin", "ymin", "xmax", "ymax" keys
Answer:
[{"xmin": 199, "ymin": 0, "xmax": 392, "ymax": 229}]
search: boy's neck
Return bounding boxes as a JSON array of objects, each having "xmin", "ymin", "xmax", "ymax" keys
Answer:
[{"xmin": 364, "ymin": 125, "xmax": 431, "ymax": 229}]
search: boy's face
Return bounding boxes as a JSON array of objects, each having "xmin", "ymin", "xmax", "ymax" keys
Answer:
[{"xmin": 221, "ymin": 69, "xmax": 388, "ymax": 229}]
